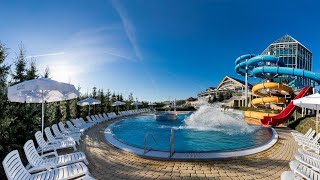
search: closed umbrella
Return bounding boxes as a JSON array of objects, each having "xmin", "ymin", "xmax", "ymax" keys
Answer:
[
  {"xmin": 293, "ymin": 93, "xmax": 320, "ymax": 133},
  {"xmin": 77, "ymin": 97, "xmax": 101, "ymax": 116},
  {"xmin": 7, "ymin": 78, "xmax": 79, "ymax": 137}
]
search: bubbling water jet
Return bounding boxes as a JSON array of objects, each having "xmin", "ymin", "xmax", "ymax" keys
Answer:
[{"xmin": 184, "ymin": 104, "xmax": 258, "ymax": 135}]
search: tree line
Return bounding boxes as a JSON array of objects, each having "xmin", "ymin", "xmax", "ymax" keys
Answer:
[
  {"xmin": 0, "ymin": 42, "xmax": 146, "ymax": 159},
  {"xmin": 208, "ymin": 91, "xmax": 233, "ymax": 103}
]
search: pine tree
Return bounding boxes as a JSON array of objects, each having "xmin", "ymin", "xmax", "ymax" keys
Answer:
[
  {"xmin": 63, "ymin": 100, "xmax": 71, "ymax": 121},
  {"xmin": 212, "ymin": 94, "xmax": 217, "ymax": 102},
  {"xmin": 11, "ymin": 43, "xmax": 27, "ymax": 84},
  {"xmin": 218, "ymin": 93, "xmax": 224, "ymax": 102},
  {"xmin": 105, "ymin": 89, "xmax": 111, "ymax": 112},
  {"xmin": 0, "ymin": 42, "xmax": 11, "ymax": 158},
  {"xmin": 26, "ymin": 59, "xmax": 39, "ymax": 80},
  {"xmin": 7, "ymin": 43, "xmax": 36, "ymax": 155},
  {"xmin": 98, "ymin": 89, "xmax": 106, "ymax": 113},
  {"xmin": 127, "ymin": 93, "xmax": 134, "ymax": 110},
  {"xmin": 75, "ymin": 86, "xmax": 81, "ymax": 117},
  {"xmin": 43, "ymin": 66, "xmax": 50, "ymax": 78}
]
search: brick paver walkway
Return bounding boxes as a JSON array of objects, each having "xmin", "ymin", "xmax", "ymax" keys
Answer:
[{"xmin": 78, "ymin": 119, "xmax": 298, "ymax": 180}]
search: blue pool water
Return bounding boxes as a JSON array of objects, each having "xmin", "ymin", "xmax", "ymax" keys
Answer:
[{"xmin": 110, "ymin": 109, "xmax": 273, "ymax": 152}]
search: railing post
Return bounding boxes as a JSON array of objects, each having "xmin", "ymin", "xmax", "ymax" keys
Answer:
[
  {"xmin": 170, "ymin": 128, "xmax": 175, "ymax": 158},
  {"xmin": 144, "ymin": 132, "xmax": 157, "ymax": 154}
]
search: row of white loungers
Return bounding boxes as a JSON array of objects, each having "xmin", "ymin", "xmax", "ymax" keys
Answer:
[
  {"xmin": 2, "ymin": 109, "xmax": 151, "ymax": 180},
  {"xmin": 2, "ymin": 126, "xmax": 95, "ymax": 180},
  {"xmin": 281, "ymin": 128, "xmax": 320, "ymax": 180}
]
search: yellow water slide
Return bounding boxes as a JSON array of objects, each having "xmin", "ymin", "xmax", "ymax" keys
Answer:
[
  {"xmin": 244, "ymin": 82, "xmax": 293, "ymax": 124},
  {"xmin": 251, "ymin": 82, "xmax": 293, "ymax": 106}
]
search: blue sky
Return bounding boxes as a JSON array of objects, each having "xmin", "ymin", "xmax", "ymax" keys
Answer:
[{"xmin": 1, "ymin": 0, "xmax": 320, "ymax": 101}]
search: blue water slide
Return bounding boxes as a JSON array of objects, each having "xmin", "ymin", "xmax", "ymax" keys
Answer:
[
  {"xmin": 234, "ymin": 54, "xmax": 320, "ymax": 85},
  {"xmin": 252, "ymin": 66, "xmax": 320, "ymax": 84},
  {"xmin": 235, "ymin": 55, "xmax": 285, "ymax": 76}
]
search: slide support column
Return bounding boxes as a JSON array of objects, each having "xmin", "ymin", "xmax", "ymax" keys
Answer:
[{"xmin": 245, "ymin": 59, "xmax": 248, "ymax": 107}]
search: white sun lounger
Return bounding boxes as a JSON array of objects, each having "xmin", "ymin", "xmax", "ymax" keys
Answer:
[
  {"xmin": 35, "ymin": 131, "xmax": 77, "ymax": 153},
  {"xmin": 86, "ymin": 116, "xmax": 99, "ymax": 124},
  {"xmin": 295, "ymin": 151, "xmax": 320, "ymax": 172},
  {"xmin": 289, "ymin": 160, "xmax": 320, "ymax": 180},
  {"xmin": 45, "ymin": 127, "xmax": 80, "ymax": 145},
  {"xmin": 2, "ymin": 150, "xmax": 89, "ymax": 180},
  {"xmin": 98, "ymin": 114, "xmax": 107, "ymax": 121},
  {"xmin": 295, "ymin": 130, "xmax": 317, "ymax": 142},
  {"xmin": 292, "ymin": 128, "xmax": 313, "ymax": 138},
  {"xmin": 71, "ymin": 119, "xmax": 90, "ymax": 130},
  {"xmin": 102, "ymin": 113, "xmax": 109, "ymax": 120},
  {"xmin": 59, "ymin": 122, "xmax": 83, "ymax": 136},
  {"xmin": 66, "ymin": 120, "xmax": 86, "ymax": 133},
  {"xmin": 24, "ymin": 140, "xmax": 88, "ymax": 173},
  {"xmin": 52, "ymin": 124, "xmax": 82, "ymax": 142},
  {"xmin": 94, "ymin": 115, "xmax": 104, "ymax": 122},
  {"xmin": 281, "ymin": 171, "xmax": 304, "ymax": 180},
  {"xmin": 79, "ymin": 117, "xmax": 95, "ymax": 128},
  {"xmin": 295, "ymin": 133, "xmax": 320, "ymax": 148},
  {"xmin": 298, "ymin": 148, "xmax": 320, "ymax": 161}
]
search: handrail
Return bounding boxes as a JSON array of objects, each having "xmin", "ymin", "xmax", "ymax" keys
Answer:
[
  {"xmin": 144, "ymin": 132, "xmax": 157, "ymax": 154},
  {"xmin": 170, "ymin": 128, "xmax": 175, "ymax": 158}
]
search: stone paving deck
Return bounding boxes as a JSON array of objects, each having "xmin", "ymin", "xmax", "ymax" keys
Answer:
[{"xmin": 78, "ymin": 118, "xmax": 298, "ymax": 180}]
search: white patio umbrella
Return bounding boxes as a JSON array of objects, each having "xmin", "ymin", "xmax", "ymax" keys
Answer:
[
  {"xmin": 148, "ymin": 102, "xmax": 156, "ymax": 109},
  {"xmin": 131, "ymin": 101, "xmax": 143, "ymax": 110},
  {"xmin": 293, "ymin": 93, "xmax": 320, "ymax": 133},
  {"xmin": 7, "ymin": 78, "xmax": 79, "ymax": 137},
  {"xmin": 77, "ymin": 97, "xmax": 101, "ymax": 116},
  {"xmin": 112, "ymin": 101, "xmax": 125, "ymax": 112}
]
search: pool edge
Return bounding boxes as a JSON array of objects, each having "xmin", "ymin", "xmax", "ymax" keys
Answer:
[{"xmin": 104, "ymin": 121, "xmax": 278, "ymax": 160}]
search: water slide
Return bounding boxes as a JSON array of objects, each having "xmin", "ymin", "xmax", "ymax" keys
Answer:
[
  {"xmin": 235, "ymin": 54, "xmax": 319, "ymax": 126},
  {"xmin": 251, "ymin": 82, "xmax": 293, "ymax": 107},
  {"xmin": 260, "ymin": 87, "xmax": 312, "ymax": 126}
]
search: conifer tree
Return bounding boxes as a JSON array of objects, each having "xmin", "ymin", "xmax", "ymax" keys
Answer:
[
  {"xmin": 43, "ymin": 66, "xmax": 50, "ymax": 78},
  {"xmin": 26, "ymin": 59, "xmax": 38, "ymax": 80},
  {"xmin": 98, "ymin": 89, "xmax": 106, "ymax": 113},
  {"xmin": 11, "ymin": 43, "xmax": 27, "ymax": 84},
  {"xmin": 0, "ymin": 42, "xmax": 11, "ymax": 158},
  {"xmin": 105, "ymin": 89, "xmax": 111, "ymax": 112}
]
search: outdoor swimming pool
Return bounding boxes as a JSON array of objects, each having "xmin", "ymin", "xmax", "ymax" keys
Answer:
[{"xmin": 108, "ymin": 106, "xmax": 274, "ymax": 153}]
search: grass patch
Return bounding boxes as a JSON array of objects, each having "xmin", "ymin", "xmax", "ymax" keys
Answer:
[
  {"xmin": 234, "ymin": 106, "xmax": 281, "ymax": 114},
  {"xmin": 285, "ymin": 114, "xmax": 318, "ymax": 134}
]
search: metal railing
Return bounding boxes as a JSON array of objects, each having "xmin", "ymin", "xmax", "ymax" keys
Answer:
[
  {"xmin": 144, "ymin": 132, "xmax": 157, "ymax": 154},
  {"xmin": 170, "ymin": 128, "xmax": 175, "ymax": 158}
]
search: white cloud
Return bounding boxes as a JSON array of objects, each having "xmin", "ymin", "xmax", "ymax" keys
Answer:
[
  {"xmin": 26, "ymin": 52, "xmax": 65, "ymax": 58},
  {"xmin": 111, "ymin": 0, "xmax": 143, "ymax": 61}
]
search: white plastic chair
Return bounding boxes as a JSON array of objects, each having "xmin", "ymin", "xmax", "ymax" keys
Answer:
[
  {"xmin": 45, "ymin": 127, "xmax": 79, "ymax": 145},
  {"xmin": 66, "ymin": 120, "xmax": 86, "ymax": 133},
  {"xmin": 59, "ymin": 122, "xmax": 83, "ymax": 136},
  {"xmin": 24, "ymin": 140, "xmax": 88, "ymax": 173},
  {"xmin": 2, "ymin": 150, "xmax": 89, "ymax": 180},
  {"xmin": 35, "ymin": 131, "xmax": 77, "ymax": 153},
  {"xmin": 289, "ymin": 160, "xmax": 320, "ymax": 180},
  {"xmin": 52, "ymin": 124, "xmax": 82, "ymax": 142}
]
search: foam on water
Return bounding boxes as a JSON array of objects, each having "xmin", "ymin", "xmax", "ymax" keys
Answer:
[{"xmin": 184, "ymin": 104, "xmax": 257, "ymax": 135}]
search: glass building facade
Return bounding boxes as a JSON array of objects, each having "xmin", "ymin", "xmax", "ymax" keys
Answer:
[{"xmin": 261, "ymin": 35, "xmax": 312, "ymax": 89}]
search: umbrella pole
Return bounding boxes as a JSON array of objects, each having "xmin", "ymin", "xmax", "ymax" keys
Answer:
[
  {"xmin": 88, "ymin": 105, "xmax": 90, "ymax": 116},
  {"xmin": 41, "ymin": 91, "xmax": 45, "ymax": 155},
  {"xmin": 42, "ymin": 101, "xmax": 44, "ymax": 136},
  {"xmin": 317, "ymin": 104, "xmax": 319, "ymax": 133}
]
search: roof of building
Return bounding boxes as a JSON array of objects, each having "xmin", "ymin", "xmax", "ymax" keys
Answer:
[
  {"xmin": 262, "ymin": 34, "xmax": 312, "ymax": 54},
  {"xmin": 216, "ymin": 76, "xmax": 252, "ymax": 91}
]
